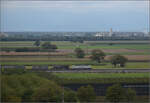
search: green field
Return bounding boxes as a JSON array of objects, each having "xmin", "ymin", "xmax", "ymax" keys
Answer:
[
  {"xmin": 52, "ymin": 73, "xmax": 149, "ymax": 84},
  {"xmin": 57, "ymin": 44, "xmax": 150, "ymax": 50},
  {"xmin": 0, "ymin": 41, "xmax": 150, "ymax": 56},
  {"xmin": 53, "ymin": 73, "xmax": 150, "ymax": 79},
  {"xmin": 1, "ymin": 41, "xmax": 150, "ymax": 50},
  {"xmin": 92, "ymin": 62, "xmax": 150, "ymax": 69}
]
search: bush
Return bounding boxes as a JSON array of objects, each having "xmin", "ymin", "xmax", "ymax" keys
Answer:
[
  {"xmin": 15, "ymin": 47, "xmax": 40, "ymax": 52},
  {"xmin": 77, "ymin": 85, "xmax": 96, "ymax": 102},
  {"xmin": 64, "ymin": 88, "xmax": 77, "ymax": 102},
  {"xmin": 41, "ymin": 42, "xmax": 57, "ymax": 51},
  {"xmin": 32, "ymin": 82, "xmax": 63, "ymax": 102},
  {"xmin": 74, "ymin": 48, "xmax": 85, "ymax": 58},
  {"xmin": 1, "ymin": 74, "xmax": 63, "ymax": 102},
  {"xmin": 106, "ymin": 84, "xmax": 136, "ymax": 103},
  {"xmin": 106, "ymin": 84, "xmax": 126, "ymax": 103},
  {"xmin": 110, "ymin": 55, "xmax": 128, "ymax": 67},
  {"xmin": 90, "ymin": 49, "xmax": 106, "ymax": 63}
]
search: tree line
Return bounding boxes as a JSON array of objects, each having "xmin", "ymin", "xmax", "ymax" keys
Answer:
[{"xmin": 1, "ymin": 73, "xmax": 136, "ymax": 103}]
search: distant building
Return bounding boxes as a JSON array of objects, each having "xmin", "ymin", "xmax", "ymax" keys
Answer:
[
  {"xmin": 0, "ymin": 32, "xmax": 8, "ymax": 38},
  {"xmin": 109, "ymin": 28, "xmax": 113, "ymax": 37},
  {"xmin": 95, "ymin": 32, "xmax": 103, "ymax": 37}
]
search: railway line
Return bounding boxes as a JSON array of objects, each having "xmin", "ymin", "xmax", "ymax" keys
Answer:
[
  {"xmin": 47, "ymin": 69, "xmax": 150, "ymax": 73},
  {"xmin": 1, "ymin": 65, "xmax": 150, "ymax": 73}
]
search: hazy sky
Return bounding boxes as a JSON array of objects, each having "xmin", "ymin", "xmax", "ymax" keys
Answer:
[{"xmin": 1, "ymin": 1, "xmax": 149, "ymax": 32}]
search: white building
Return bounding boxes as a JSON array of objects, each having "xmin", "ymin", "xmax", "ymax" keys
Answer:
[{"xmin": 109, "ymin": 28, "xmax": 113, "ymax": 37}]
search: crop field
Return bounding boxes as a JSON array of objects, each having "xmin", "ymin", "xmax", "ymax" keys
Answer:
[{"xmin": 0, "ymin": 41, "xmax": 149, "ymax": 69}]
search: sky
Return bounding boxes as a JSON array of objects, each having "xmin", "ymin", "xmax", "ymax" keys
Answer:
[{"xmin": 0, "ymin": 0, "xmax": 149, "ymax": 32}]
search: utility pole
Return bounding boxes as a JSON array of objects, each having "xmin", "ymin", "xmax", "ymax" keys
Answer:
[{"xmin": 62, "ymin": 86, "xmax": 64, "ymax": 103}]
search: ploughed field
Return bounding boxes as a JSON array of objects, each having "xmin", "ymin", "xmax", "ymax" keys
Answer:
[{"xmin": 0, "ymin": 41, "xmax": 150, "ymax": 69}]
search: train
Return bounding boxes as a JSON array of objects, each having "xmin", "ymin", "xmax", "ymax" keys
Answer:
[{"xmin": 0, "ymin": 65, "xmax": 92, "ymax": 71}]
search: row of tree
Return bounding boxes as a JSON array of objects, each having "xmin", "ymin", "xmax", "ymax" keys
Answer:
[
  {"xmin": 1, "ymin": 74, "xmax": 136, "ymax": 103},
  {"xmin": 13, "ymin": 41, "xmax": 58, "ymax": 52},
  {"xmin": 75, "ymin": 48, "xmax": 128, "ymax": 67}
]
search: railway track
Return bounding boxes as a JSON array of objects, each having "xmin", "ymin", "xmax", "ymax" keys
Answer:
[{"xmin": 47, "ymin": 69, "xmax": 150, "ymax": 73}]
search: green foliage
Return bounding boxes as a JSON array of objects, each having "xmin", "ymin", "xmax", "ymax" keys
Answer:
[
  {"xmin": 125, "ymin": 88, "xmax": 136, "ymax": 102},
  {"xmin": 34, "ymin": 40, "xmax": 40, "ymax": 47},
  {"xmin": 41, "ymin": 42, "xmax": 57, "ymax": 50},
  {"xmin": 77, "ymin": 85, "xmax": 96, "ymax": 102},
  {"xmin": 110, "ymin": 55, "xmax": 128, "ymax": 67},
  {"xmin": 53, "ymin": 73, "xmax": 149, "ymax": 84},
  {"xmin": 15, "ymin": 47, "xmax": 40, "ymax": 52},
  {"xmin": 106, "ymin": 84, "xmax": 136, "ymax": 103},
  {"xmin": 64, "ymin": 88, "xmax": 77, "ymax": 102},
  {"xmin": 106, "ymin": 84, "xmax": 126, "ymax": 103},
  {"xmin": 1, "ymin": 74, "xmax": 63, "ymax": 102},
  {"xmin": 32, "ymin": 82, "xmax": 63, "ymax": 102},
  {"xmin": 1, "ymin": 81, "xmax": 22, "ymax": 102},
  {"xmin": 90, "ymin": 49, "xmax": 106, "ymax": 63},
  {"xmin": 74, "ymin": 48, "xmax": 85, "ymax": 58}
]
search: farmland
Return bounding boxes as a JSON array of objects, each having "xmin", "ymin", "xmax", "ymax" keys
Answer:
[
  {"xmin": 1, "ymin": 40, "xmax": 149, "ymax": 88},
  {"xmin": 1, "ymin": 41, "xmax": 150, "ymax": 103},
  {"xmin": 0, "ymin": 41, "xmax": 150, "ymax": 68}
]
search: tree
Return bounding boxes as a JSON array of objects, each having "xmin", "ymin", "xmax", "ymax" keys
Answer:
[
  {"xmin": 110, "ymin": 55, "xmax": 128, "ymax": 67},
  {"xmin": 34, "ymin": 40, "xmax": 40, "ymax": 47},
  {"xmin": 41, "ymin": 42, "xmax": 57, "ymax": 50},
  {"xmin": 90, "ymin": 49, "xmax": 106, "ymax": 63},
  {"xmin": 74, "ymin": 48, "xmax": 85, "ymax": 58},
  {"xmin": 77, "ymin": 85, "xmax": 96, "ymax": 102},
  {"xmin": 106, "ymin": 84, "xmax": 126, "ymax": 103},
  {"xmin": 125, "ymin": 88, "xmax": 136, "ymax": 102},
  {"xmin": 32, "ymin": 82, "xmax": 62, "ymax": 102},
  {"xmin": 64, "ymin": 89, "xmax": 77, "ymax": 102}
]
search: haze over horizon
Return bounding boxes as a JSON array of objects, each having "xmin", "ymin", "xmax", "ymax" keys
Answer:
[{"xmin": 1, "ymin": 1, "xmax": 149, "ymax": 32}]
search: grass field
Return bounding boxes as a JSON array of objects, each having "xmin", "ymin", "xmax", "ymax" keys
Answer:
[
  {"xmin": 1, "ymin": 41, "xmax": 150, "ymax": 50},
  {"xmin": 53, "ymin": 73, "xmax": 150, "ymax": 79},
  {"xmin": 52, "ymin": 73, "xmax": 149, "ymax": 84}
]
